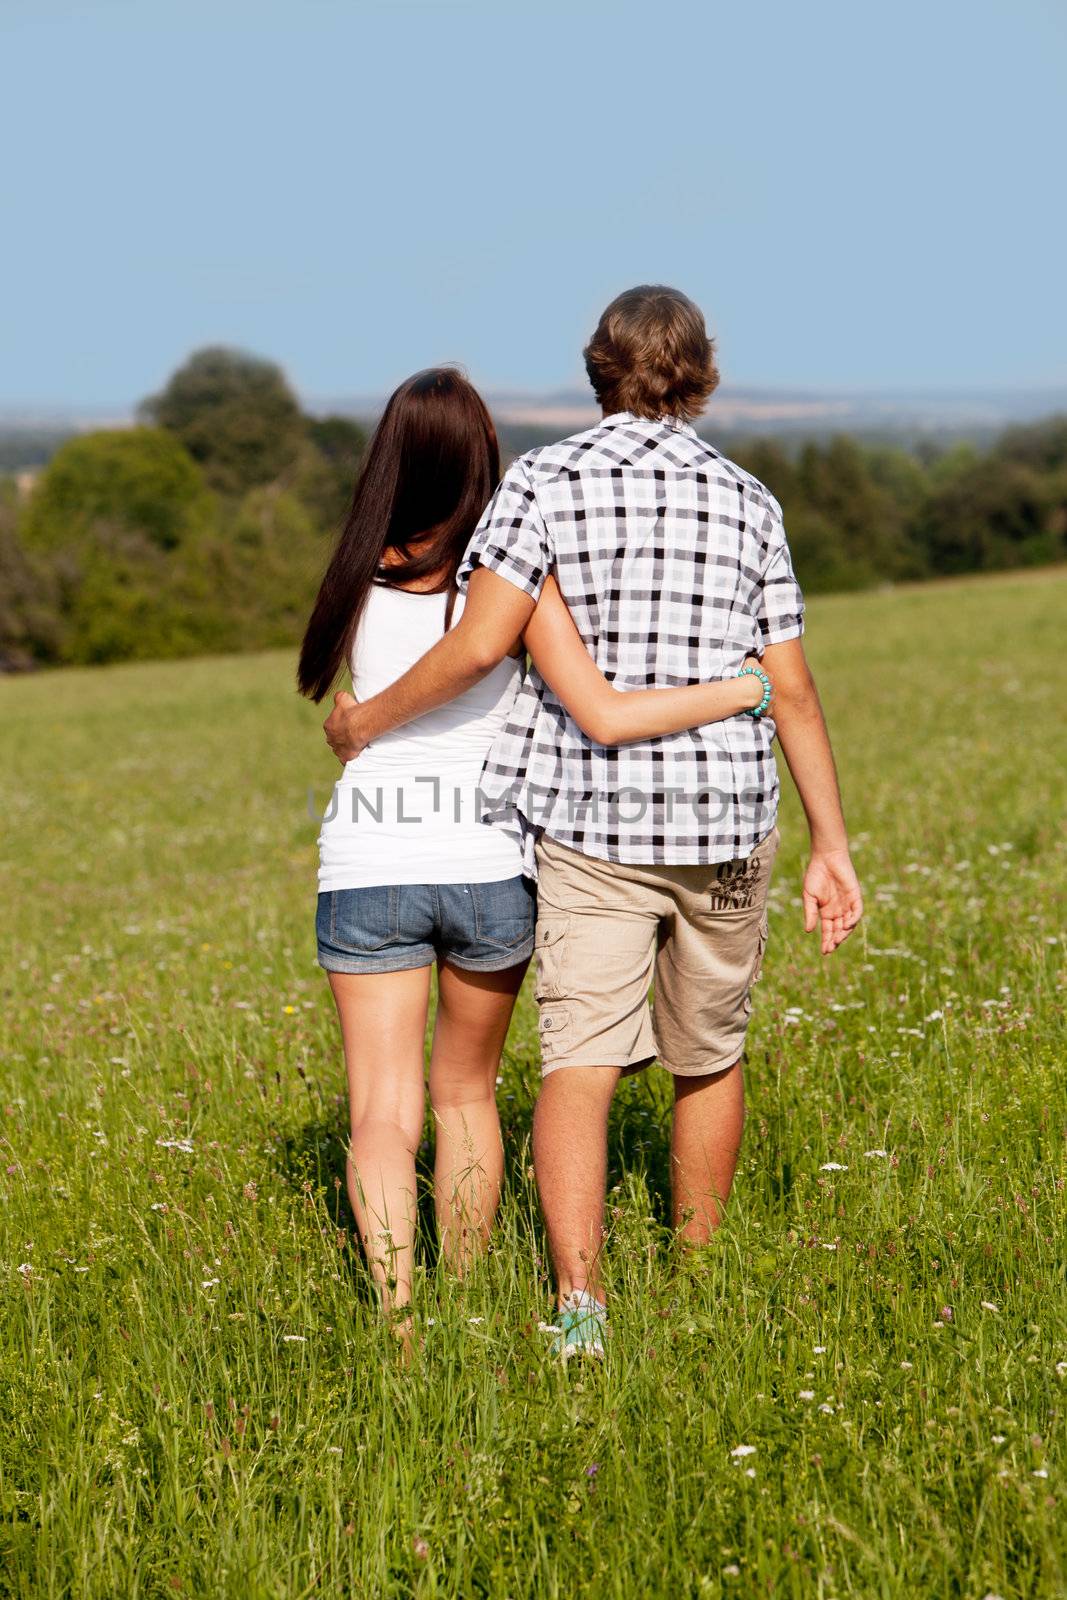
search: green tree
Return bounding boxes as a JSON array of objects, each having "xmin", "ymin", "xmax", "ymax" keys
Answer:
[
  {"xmin": 306, "ymin": 415, "xmax": 367, "ymax": 465},
  {"xmin": 224, "ymin": 485, "xmax": 330, "ymax": 645},
  {"xmin": 795, "ymin": 436, "xmax": 926, "ymax": 585},
  {"xmin": 915, "ymin": 458, "xmax": 1062, "ymax": 575},
  {"xmin": 296, "ymin": 415, "xmax": 366, "ymax": 528},
  {"xmin": 20, "ymin": 428, "xmax": 212, "ymax": 554},
  {"xmin": 0, "ymin": 486, "xmax": 61, "ymax": 669},
  {"xmin": 994, "ymin": 415, "xmax": 1067, "ymax": 473},
  {"xmin": 782, "ymin": 506, "xmax": 878, "ymax": 593},
  {"xmin": 140, "ymin": 347, "xmax": 306, "ymax": 496},
  {"xmin": 731, "ymin": 439, "xmax": 799, "ymax": 510}
]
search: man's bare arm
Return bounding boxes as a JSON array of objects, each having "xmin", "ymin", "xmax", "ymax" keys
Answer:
[
  {"xmin": 323, "ymin": 569, "xmax": 535, "ymax": 762},
  {"xmin": 760, "ymin": 636, "xmax": 863, "ymax": 955}
]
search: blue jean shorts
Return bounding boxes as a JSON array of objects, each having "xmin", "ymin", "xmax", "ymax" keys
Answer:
[{"xmin": 316, "ymin": 876, "xmax": 535, "ymax": 975}]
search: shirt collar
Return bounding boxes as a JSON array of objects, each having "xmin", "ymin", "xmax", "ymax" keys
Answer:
[{"xmin": 600, "ymin": 409, "xmax": 698, "ymax": 438}]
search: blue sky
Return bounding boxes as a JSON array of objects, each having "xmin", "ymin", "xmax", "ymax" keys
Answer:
[{"xmin": 2, "ymin": 0, "xmax": 1064, "ymax": 407}]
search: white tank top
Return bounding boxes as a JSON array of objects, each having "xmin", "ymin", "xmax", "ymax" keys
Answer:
[{"xmin": 317, "ymin": 585, "xmax": 524, "ymax": 890}]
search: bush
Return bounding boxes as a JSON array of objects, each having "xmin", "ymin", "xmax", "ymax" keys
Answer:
[
  {"xmin": 0, "ymin": 487, "xmax": 61, "ymax": 670},
  {"xmin": 20, "ymin": 429, "xmax": 212, "ymax": 554},
  {"xmin": 222, "ymin": 486, "xmax": 331, "ymax": 648}
]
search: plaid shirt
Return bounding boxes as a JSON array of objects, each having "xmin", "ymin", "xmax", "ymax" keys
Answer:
[{"xmin": 457, "ymin": 411, "xmax": 805, "ymax": 870}]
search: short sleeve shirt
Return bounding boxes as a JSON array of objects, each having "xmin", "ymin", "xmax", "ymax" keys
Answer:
[{"xmin": 457, "ymin": 411, "xmax": 804, "ymax": 869}]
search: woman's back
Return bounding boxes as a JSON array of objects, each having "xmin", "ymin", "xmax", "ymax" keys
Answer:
[
  {"xmin": 318, "ymin": 585, "xmax": 523, "ymax": 889},
  {"xmin": 349, "ymin": 586, "xmax": 519, "ymax": 769}
]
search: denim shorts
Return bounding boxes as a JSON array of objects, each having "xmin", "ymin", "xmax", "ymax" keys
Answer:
[{"xmin": 316, "ymin": 876, "xmax": 536, "ymax": 975}]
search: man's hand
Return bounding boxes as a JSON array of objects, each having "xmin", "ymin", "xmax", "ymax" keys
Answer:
[
  {"xmin": 803, "ymin": 850, "xmax": 863, "ymax": 955},
  {"xmin": 323, "ymin": 690, "xmax": 368, "ymax": 765}
]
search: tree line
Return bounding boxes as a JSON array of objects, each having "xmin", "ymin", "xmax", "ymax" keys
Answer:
[{"xmin": 1, "ymin": 347, "xmax": 1065, "ymax": 671}]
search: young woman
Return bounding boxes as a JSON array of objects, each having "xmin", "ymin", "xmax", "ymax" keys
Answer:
[{"xmin": 297, "ymin": 368, "xmax": 768, "ymax": 1329}]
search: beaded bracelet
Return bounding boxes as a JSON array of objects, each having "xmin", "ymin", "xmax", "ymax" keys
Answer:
[{"xmin": 738, "ymin": 664, "xmax": 772, "ymax": 719}]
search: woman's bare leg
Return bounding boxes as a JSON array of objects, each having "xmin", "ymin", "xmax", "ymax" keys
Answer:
[
  {"xmin": 328, "ymin": 967, "xmax": 432, "ymax": 1314},
  {"xmin": 428, "ymin": 959, "xmax": 527, "ymax": 1273}
]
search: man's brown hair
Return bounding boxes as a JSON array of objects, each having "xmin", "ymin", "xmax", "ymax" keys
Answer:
[{"xmin": 583, "ymin": 285, "xmax": 719, "ymax": 422}]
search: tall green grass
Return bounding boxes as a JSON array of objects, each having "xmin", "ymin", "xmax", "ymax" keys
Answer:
[{"xmin": 1, "ymin": 569, "xmax": 1064, "ymax": 1598}]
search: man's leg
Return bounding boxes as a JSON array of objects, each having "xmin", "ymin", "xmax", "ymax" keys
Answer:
[
  {"xmin": 531, "ymin": 837, "xmax": 660, "ymax": 1321},
  {"xmin": 670, "ymin": 1059, "xmax": 745, "ymax": 1242},
  {"xmin": 532, "ymin": 1065, "xmax": 622, "ymax": 1304},
  {"xmin": 656, "ymin": 831, "xmax": 780, "ymax": 1244}
]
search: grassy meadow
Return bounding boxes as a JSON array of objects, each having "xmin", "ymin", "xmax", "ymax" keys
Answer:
[{"xmin": 0, "ymin": 568, "xmax": 1064, "ymax": 1599}]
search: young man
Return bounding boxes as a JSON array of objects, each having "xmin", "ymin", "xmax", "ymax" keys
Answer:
[{"xmin": 325, "ymin": 286, "xmax": 863, "ymax": 1355}]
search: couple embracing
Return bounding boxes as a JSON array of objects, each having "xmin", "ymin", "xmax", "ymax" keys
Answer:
[{"xmin": 297, "ymin": 285, "xmax": 863, "ymax": 1357}]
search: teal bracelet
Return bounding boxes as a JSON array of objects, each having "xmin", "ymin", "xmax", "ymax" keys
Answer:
[{"xmin": 738, "ymin": 664, "xmax": 772, "ymax": 718}]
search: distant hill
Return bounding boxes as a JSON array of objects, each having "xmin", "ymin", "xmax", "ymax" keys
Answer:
[
  {"xmin": 3, "ymin": 383, "xmax": 1067, "ymax": 470},
  {"xmin": 311, "ymin": 381, "xmax": 1067, "ymax": 454}
]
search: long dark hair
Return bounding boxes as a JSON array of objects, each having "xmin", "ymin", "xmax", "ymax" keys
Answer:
[{"xmin": 297, "ymin": 367, "xmax": 500, "ymax": 702}]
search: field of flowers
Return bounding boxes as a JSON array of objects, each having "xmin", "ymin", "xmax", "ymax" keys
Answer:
[{"xmin": 0, "ymin": 568, "xmax": 1064, "ymax": 1598}]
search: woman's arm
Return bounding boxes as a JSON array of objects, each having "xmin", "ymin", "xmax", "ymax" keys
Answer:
[{"xmin": 523, "ymin": 576, "xmax": 763, "ymax": 746}]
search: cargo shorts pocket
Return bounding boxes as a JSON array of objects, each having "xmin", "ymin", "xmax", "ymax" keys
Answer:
[
  {"xmin": 534, "ymin": 919, "xmax": 570, "ymax": 1002},
  {"xmin": 743, "ymin": 915, "xmax": 770, "ymax": 1016}
]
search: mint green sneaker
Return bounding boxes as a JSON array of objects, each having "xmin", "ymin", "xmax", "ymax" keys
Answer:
[{"xmin": 550, "ymin": 1293, "xmax": 608, "ymax": 1360}]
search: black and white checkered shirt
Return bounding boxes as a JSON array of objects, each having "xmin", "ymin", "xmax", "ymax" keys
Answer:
[{"xmin": 457, "ymin": 411, "xmax": 805, "ymax": 871}]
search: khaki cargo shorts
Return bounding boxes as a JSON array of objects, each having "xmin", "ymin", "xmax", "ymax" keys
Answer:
[{"xmin": 533, "ymin": 827, "xmax": 779, "ymax": 1078}]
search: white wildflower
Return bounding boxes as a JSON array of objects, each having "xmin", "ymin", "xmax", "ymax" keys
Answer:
[
  {"xmin": 864, "ymin": 1149, "xmax": 888, "ymax": 1158},
  {"xmin": 980, "ymin": 1301, "xmax": 999, "ymax": 1313},
  {"xmin": 730, "ymin": 1444, "xmax": 756, "ymax": 1459},
  {"xmin": 798, "ymin": 1390, "xmax": 815, "ymax": 1401},
  {"xmin": 991, "ymin": 1434, "xmax": 1007, "ymax": 1445},
  {"xmin": 282, "ymin": 1334, "xmax": 306, "ymax": 1343},
  {"xmin": 820, "ymin": 1162, "xmax": 847, "ymax": 1172}
]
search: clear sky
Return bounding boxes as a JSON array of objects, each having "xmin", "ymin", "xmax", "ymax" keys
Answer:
[{"xmin": 2, "ymin": 0, "xmax": 1064, "ymax": 408}]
